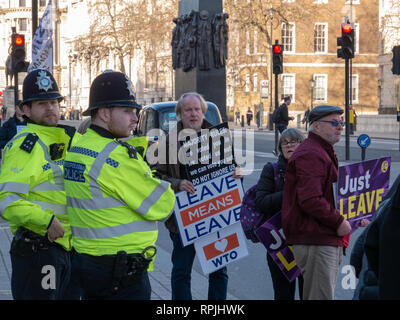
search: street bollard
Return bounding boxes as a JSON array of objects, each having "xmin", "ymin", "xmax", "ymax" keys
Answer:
[{"xmin": 297, "ymin": 114, "xmax": 301, "ymax": 129}]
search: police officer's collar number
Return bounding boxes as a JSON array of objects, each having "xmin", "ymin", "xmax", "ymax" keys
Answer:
[{"xmin": 117, "ymin": 140, "xmax": 138, "ymax": 159}]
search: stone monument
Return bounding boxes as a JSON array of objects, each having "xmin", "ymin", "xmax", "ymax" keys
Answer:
[{"xmin": 172, "ymin": 0, "xmax": 228, "ymax": 121}]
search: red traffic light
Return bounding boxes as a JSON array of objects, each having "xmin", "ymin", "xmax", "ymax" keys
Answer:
[
  {"xmin": 14, "ymin": 35, "xmax": 24, "ymax": 46},
  {"xmin": 342, "ymin": 24, "xmax": 352, "ymax": 34},
  {"xmin": 273, "ymin": 45, "xmax": 282, "ymax": 54}
]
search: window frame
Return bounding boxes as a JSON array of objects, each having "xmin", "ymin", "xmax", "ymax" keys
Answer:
[
  {"xmin": 253, "ymin": 73, "xmax": 258, "ymax": 92},
  {"xmin": 314, "ymin": 23, "xmax": 328, "ymax": 54},
  {"xmin": 245, "ymin": 74, "xmax": 250, "ymax": 92},
  {"xmin": 351, "ymin": 74, "xmax": 359, "ymax": 104},
  {"xmin": 280, "ymin": 73, "xmax": 296, "ymax": 102},
  {"xmin": 281, "ymin": 22, "xmax": 296, "ymax": 54},
  {"xmin": 313, "ymin": 74, "xmax": 328, "ymax": 102}
]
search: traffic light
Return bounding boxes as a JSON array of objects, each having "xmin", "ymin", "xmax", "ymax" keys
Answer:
[
  {"xmin": 392, "ymin": 46, "xmax": 400, "ymax": 75},
  {"xmin": 337, "ymin": 23, "xmax": 354, "ymax": 59},
  {"xmin": 11, "ymin": 33, "xmax": 28, "ymax": 73},
  {"xmin": 272, "ymin": 44, "xmax": 283, "ymax": 75}
]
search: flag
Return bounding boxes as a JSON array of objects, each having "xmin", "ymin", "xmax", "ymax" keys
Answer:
[{"xmin": 28, "ymin": 0, "xmax": 53, "ymax": 73}]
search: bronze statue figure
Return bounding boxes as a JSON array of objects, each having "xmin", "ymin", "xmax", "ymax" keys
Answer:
[
  {"xmin": 198, "ymin": 10, "xmax": 212, "ymax": 71},
  {"xmin": 172, "ymin": 17, "xmax": 181, "ymax": 70},
  {"xmin": 172, "ymin": 10, "xmax": 229, "ymax": 72}
]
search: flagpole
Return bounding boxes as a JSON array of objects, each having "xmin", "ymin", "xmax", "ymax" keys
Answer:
[{"xmin": 32, "ymin": 0, "xmax": 38, "ymax": 38}]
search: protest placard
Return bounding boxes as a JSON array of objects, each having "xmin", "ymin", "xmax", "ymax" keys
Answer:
[
  {"xmin": 337, "ymin": 157, "xmax": 391, "ymax": 231},
  {"xmin": 194, "ymin": 223, "xmax": 248, "ymax": 275},
  {"xmin": 174, "ymin": 171, "xmax": 244, "ymax": 247},
  {"xmin": 255, "ymin": 212, "xmax": 301, "ymax": 282},
  {"xmin": 181, "ymin": 122, "xmax": 235, "ymax": 186}
]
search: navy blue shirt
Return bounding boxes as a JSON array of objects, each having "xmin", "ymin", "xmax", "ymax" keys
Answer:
[{"xmin": 0, "ymin": 115, "xmax": 27, "ymax": 149}]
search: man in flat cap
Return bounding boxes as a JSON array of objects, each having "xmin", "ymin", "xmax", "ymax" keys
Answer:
[{"xmin": 281, "ymin": 105, "xmax": 351, "ymax": 300}]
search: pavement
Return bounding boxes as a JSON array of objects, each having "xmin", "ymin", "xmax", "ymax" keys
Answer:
[{"xmin": 0, "ymin": 124, "xmax": 398, "ymax": 300}]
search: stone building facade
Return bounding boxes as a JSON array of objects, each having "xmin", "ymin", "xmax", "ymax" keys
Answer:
[{"xmin": 228, "ymin": 0, "xmax": 380, "ymax": 125}]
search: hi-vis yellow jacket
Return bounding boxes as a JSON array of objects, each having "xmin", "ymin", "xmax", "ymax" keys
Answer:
[
  {"xmin": 64, "ymin": 128, "xmax": 175, "ymax": 261},
  {"xmin": 0, "ymin": 123, "xmax": 80, "ymax": 251}
]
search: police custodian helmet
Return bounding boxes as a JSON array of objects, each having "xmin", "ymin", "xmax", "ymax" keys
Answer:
[
  {"xmin": 20, "ymin": 69, "xmax": 63, "ymax": 109},
  {"xmin": 83, "ymin": 70, "xmax": 141, "ymax": 116}
]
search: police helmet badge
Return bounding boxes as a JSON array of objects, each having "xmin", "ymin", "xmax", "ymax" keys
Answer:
[
  {"xmin": 125, "ymin": 75, "xmax": 135, "ymax": 97},
  {"xmin": 36, "ymin": 70, "xmax": 54, "ymax": 92}
]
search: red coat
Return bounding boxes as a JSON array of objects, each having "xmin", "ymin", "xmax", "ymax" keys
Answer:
[{"xmin": 282, "ymin": 132, "xmax": 345, "ymax": 247}]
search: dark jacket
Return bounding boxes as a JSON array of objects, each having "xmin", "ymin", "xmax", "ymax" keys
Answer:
[
  {"xmin": 0, "ymin": 115, "xmax": 27, "ymax": 149},
  {"xmin": 350, "ymin": 224, "xmax": 378, "ymax": 300},
  {"xmin": 364, "ymin": 175, "xmax": 400, "ymax": 299},
  {"xmin": 255, "ymin": 155, "xmax": 286, "ymax": 219},
  {"xmin": 152, "ymin": 119, "xmax": 213, "ymax": 234},
  {"xmin": 278, "ymin": 103, "xmax": 290, "ymax": 126},
  {"xmin": 281, "ymin": 132, "xmax": 344, "ymax": 246}
]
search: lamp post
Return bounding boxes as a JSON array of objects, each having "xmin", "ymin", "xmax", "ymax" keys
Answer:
[
  {"xmin": 268, "ymin": 7, "xmax": 275, "ymax": 131},
  {"xmin": 68, "ymin": 54, "xmax": 72, "ymax": 110}
]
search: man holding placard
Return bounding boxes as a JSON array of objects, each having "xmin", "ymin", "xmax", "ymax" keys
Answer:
[{"xmin": 153, "ymin": 92, "xmax": 242, "ymax": 300}]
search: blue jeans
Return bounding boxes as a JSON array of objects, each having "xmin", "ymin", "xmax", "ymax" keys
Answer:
[
  {"xmin": 276, "ymin": 124, "xmax": 287, "ymax": 133},
  {"xmin": 170, "ymin": 232, "xmax": 228, "ymax": 300},
  {"xmin": 72, "ymin": 252, "xmax": 151, "ymax": 300},
  {"xmin": 10, "ymin": 239, "xmax": 71, "ymax": 300},
  {"xmin": 62, "ymin": 249, "xmax": 82, "ymax": 300}
]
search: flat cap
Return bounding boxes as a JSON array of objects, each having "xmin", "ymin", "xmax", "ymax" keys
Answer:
[{"xmin": 309, "ymin": 105, "xmax": 343, "ymax": 124}]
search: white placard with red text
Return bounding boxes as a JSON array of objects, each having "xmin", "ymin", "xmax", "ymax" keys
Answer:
[
  {"xmin": 194, "ymin": 223, "xmax": 249, "ymax": 275},
  {"xmin": 174, "ymin": 172, "xmax": 244, "ymax": 247}
]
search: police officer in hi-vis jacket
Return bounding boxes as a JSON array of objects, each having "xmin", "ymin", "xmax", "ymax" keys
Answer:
[
  {"xmin": 0, "ymin": 68, "xmax": 80, "ymax": 300},
  {"xmin": 64, "ymin": 70, "xmax": 175, "ymax": 300}
]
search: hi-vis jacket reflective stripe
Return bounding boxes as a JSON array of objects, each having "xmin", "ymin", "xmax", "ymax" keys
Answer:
[
  {"xmin": 0, "ymin": 123, "xmax": 80, "ymax": 251},
  {"xmin": 64, "ymin": 128, "xmax": 175, "ymax": 260}
]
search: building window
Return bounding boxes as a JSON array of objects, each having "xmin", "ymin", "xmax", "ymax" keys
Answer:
[
  {"xmin": 351, "ymin": 74, "xmax": 359, "ymax": 103},
  {"xmin": 254, "ymin": 30, "xmax": 258, "ymax": 54},
  {"xmin": 40, "ymin": 0, "xmax": 47, "ymax": 6},
  {"xmin": 19, "ymin": 18, "xmax": 27, "ymax": 32},
  {"xmin": 282, "ymin": 23, "xmax": 295, "ymax": 53},
  {"xmin": 253, "ymin": 74, "xmax": 258, "ymax": 92},
  {"xmin": 282, "ymin": 0, "xmax": 295, "ymax": 2},
  {"xmin": 19, "ymin": 0, "xmax": 26, "ymax": 7},
  {"xmin": 346, "ymin": 0, "xmax": 360, "ymax": 4},
  {"xmin": 245, "ymin": 74, "xmax": 250, "ymax": 92},
  {"xmin": 234, "ymin": 73, "xmax": 240, "ymax": 86},
  {"xmin": 246, "ymin": 30, "xmax": 250, "ymax": 55},
  {"xmin": 313, "ymin": 74, "xmax": 327, "ymax": 102},
  {"xmin": 314, "ymin": 0, "xmax": 328, "ymax": 3},
  {"xmin": 281, "ymin": 74, "xmax": 295, "ymax": 101},
  {"xmin": 314, "ymin": 23, "xmax": 328, "ymax": 53},
  {"xmin": 354, "ymin": 23, "xmax": 359, "ymax": 54}
]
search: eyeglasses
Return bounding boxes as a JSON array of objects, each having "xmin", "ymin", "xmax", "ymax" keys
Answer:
[
  {"xmin": 281, "ymin": 140, "xmax": 300, "ymax": 147},
  {"xmin": 318, "ymin": 120, "xmax": 345, "ymax": 128}
]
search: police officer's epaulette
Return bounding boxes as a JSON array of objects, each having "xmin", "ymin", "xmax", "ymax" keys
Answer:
[
  {"xmin": 19, "ymin": 133, "xmax": 39, "ymax": 153},
  {"xmin": 57, "ymin": 124, "xmax": 77, "ymax": 150},
  {"xmin": 117, "ymin": 140, "xmax": 138, "ymax": 159}
]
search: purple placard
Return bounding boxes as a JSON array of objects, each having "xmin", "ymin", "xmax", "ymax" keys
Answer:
[
  {"xmin": 337, "ymin": 157, "xmax": 391, "ymax": 232},
  {"xmin": 255, "ymin": 212, "xmax": 301, "ymax": 282}
]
